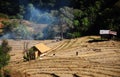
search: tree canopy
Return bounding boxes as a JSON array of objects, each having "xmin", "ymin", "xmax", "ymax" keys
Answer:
[{"xmin": 0, "ymin": 0, "xmax": 120, "ymax": 39}]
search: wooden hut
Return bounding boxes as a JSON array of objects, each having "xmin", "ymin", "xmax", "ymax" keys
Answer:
[{"xmin": 30, "ymin": 43, "xmax": 51, "ymax": 59}]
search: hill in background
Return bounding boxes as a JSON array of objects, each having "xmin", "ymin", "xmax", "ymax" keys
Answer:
[{"xmin": 0, "ymin": 0, "xmax": 120, "ymax": 39}]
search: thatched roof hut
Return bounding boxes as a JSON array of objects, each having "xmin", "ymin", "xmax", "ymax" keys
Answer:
[
  {"xmin": 30, "ymin": 43, "xmax": 51, "ymax": 59},
  {"xmin": 34, "ymin": 43, "xmax": 51, "ymax": 53}
]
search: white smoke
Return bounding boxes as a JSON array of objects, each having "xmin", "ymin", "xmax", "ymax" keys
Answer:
[{"xmin": 25, "ymin": 3, "xmax": 55, "ymax": 24}]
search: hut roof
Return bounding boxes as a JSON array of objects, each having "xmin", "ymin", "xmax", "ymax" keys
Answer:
[{"xmin": 34, "ymin": 43, "xmax": 51, "ymax": 53}]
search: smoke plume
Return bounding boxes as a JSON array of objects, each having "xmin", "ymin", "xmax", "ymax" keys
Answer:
[
  {"xmin": 25, "ymin": 4, "xmax": 55, "ymax": 24},
  {"xmin": 0, "ymin": 0, "xmax": 73, "ymax": 40}
]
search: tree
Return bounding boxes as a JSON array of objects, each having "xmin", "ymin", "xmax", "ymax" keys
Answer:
[
  {"xmin": 46, "ymin": 7, "xmax": 74, "ymax": 39},
  {"xmin": 34, "ymin": 31, "xmax": 43, "ymax": 40},
  {"xmin": 67, "ymin": 20, "xmax": 81, "ymax": 38},
  {"xmin": 13, "ymin": 25, "xmax": 32, "ymax": 39},
  {"xmin": 17, "ymin": 5, "xmax": 25, "ymax": 19},
  {"xmin": 2, "ymin": 21, "xmax": 18, "ymax": 33},
  {"xmin": 0, "ymin": 40, "xmax": 11, "ymax": 76},
  {"xmin": 1, "ymin": 40, "xmax": 11, "ymax": 54}
]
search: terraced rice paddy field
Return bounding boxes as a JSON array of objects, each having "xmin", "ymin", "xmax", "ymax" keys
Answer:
[{"xmin": 5, "ymin": 36, "xmax": 120, "ymax": 77}]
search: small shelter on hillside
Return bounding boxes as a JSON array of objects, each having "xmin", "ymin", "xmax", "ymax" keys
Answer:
[
  {"xmin": 100, "ymin": 30, "xmax": 117, "ymax": 40},
  {"xmin": 30, "ymin": 43, "xmax": 51, "ymax": 59}
]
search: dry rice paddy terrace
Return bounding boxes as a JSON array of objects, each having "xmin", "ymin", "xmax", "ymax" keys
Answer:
[{"xmin": 6, "ymin": 36, "xmax": 120, "ymax": 77}]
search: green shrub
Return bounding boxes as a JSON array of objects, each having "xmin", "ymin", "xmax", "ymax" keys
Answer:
[
  {"xmin": 23, "ymin": 55, "xmax": 29, "ymax": 61},
  {"xmin": 0, "ymin": 40, "xmax": 11, "ymax": 77}
]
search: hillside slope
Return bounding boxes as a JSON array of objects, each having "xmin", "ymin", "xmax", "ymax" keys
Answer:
[{"xmin": 6, "ymin": 36, "xmax": 120, "ymax": 77}]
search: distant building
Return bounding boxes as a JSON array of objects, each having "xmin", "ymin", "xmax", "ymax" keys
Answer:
[{"xmin": 100, "ymin": 30, "xmax": 117, "ymax": 40}]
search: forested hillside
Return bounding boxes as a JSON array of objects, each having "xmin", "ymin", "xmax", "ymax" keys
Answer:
[{"xmin": 0, "ymin": 0, "xmax": 120, "ymax": 39}]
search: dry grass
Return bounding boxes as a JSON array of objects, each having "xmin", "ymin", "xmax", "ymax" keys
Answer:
[{"xmin": 5, "ymin": 36, "xmax": 120, "ymax": 77}]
